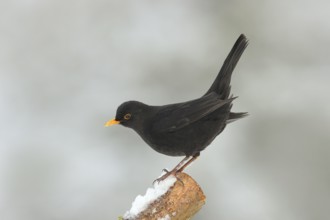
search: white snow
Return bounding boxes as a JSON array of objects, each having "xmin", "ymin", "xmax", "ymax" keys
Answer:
[
  {"xmin": 157, "ymin": 214, "xmax": 171, "ymax": 220},
  {"xmin": 123, "ymin": 175, "xmax": 176, "ymax": 219}
]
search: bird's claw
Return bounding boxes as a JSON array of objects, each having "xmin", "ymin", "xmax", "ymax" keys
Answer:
[
  {"xmin": 153, "ymin": 170, "xmax": 173, "ymax": 184},
  {"xmin": 153, "ymin": 169, "xmax": 184, "ymax": 185},
  {"xmin": 162, "ymin": 168, "xmax": 169, "ymax": 173}
]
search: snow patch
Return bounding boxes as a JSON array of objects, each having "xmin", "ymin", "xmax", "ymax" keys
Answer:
[
  {"xmin": 123, "ymin": 175, "xmax": 176, "ymax": 219},
  {"xmin": 158, "ymin": 214, "xmax": 171, "ymax": 220}
]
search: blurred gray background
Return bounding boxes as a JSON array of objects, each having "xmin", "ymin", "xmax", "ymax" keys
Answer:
[{"xmin": 1, "ymin": 0, "xmax": 329, "ymax": 219}]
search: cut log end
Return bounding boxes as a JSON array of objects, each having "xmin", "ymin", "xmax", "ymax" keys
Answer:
[{"xmin": 123, "ymin": 172, "xmax": 206, "ymax": 220}]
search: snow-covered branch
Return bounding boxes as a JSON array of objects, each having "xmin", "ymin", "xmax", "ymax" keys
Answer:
[{"xmin": 122, "ymin": 172, "xmax": 206, "ymax": 220}]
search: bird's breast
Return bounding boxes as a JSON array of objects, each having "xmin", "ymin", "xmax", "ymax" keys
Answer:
[{"xmin": 136, "ymin": 120, "xmax": 225, "ymax": 156}]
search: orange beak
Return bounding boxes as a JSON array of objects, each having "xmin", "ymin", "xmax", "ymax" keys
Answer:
[{"xmin": 104, "ymin": 118, "xmax": 120, "ymax": 127}]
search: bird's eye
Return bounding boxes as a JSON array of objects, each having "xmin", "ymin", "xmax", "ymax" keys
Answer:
[{"xmin": 124, "ymin": 113, "xmax": 131, "ymax": 120}]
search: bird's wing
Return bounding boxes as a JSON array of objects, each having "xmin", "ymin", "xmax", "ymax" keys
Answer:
[{"xmin": 153, "ymin": 92, "xmax": 235, "ymax": 132}]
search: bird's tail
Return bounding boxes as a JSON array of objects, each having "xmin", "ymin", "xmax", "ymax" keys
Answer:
[
  {"xmin": 204, "ymin": 34, "xmax": 248, "ymax": 99},
  {"xmin": 226, "ymin": 111, "xmax": 248, "ymax": 124}
]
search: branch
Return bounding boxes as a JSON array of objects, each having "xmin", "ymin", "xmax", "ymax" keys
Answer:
[{"xmin": 122, "ymin": 172, "xmax": 206, "ymax": 220}]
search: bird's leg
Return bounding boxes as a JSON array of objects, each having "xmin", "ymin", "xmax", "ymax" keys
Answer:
[
  {"xmin": 154, "ymin": 156, "xmax": 191, "ymax": 183},
  {"xmin": 177, "ymin": 152, "xmax": 200, "ymax": 173},
  {"xmin": 154, "ymin": 152, "xmax": 200, "ymax": 183}
]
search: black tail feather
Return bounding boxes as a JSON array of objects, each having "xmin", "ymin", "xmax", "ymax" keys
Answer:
[
  {"xmin": 205, "ymin": 34, "xmax": 248, "ymax": 99},
  {"xmin": 226, "ymin": 112, "xmax": 248, "ymax": 124}
]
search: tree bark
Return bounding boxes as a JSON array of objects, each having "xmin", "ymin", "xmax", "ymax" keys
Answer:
[{"xmin": 123, "ymin": 172, "xmax": 206, "ymax": 220}]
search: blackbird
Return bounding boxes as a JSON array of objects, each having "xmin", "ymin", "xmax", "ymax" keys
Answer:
[{"xmin": 105, "ymin": 34, "xmax": 248, "ymax": 181}]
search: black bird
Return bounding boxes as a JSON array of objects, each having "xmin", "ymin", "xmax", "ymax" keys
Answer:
[{"xmin": 106, "ymin": 34, "xmax": 248, "ymax": 181}]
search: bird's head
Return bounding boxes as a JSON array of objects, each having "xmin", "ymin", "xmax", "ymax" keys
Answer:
[{"xmin": 105, "ymin": 101, "xmax": 149, "ymax": 129}]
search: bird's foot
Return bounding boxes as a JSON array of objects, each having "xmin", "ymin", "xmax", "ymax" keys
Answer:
[
  {"xmin": 162, "ymin": 168, "xmax": 169, "ymax": 173},
  {"xmin": 153, "ymin": 153, "xmax": 200, "ymax": 184},
  {"xmin": 153, "ymin": 169, "xmax": 175, "ymax": 184},
  {"xmin": 153, "ymin": 168, "xmax": 184, "ymax": 184}
]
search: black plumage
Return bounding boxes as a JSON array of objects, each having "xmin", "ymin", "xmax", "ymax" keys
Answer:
[{"xmin": 106, "ymin": 34, "xmax": 248, "ymax": 181}]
